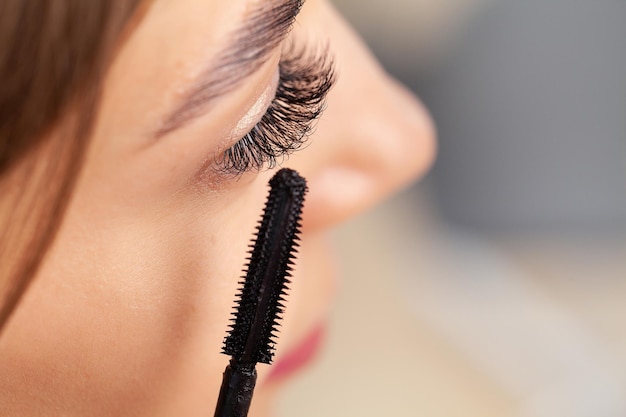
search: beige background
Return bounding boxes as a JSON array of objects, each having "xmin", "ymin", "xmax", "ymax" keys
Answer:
[{"xmin": 278, "ymin": 188, "xmax": 626, "ymax": 416}]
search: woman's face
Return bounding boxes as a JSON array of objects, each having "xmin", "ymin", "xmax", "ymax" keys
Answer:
[{"xmin": 0, "ymin": 0, "xmax": 434, "ymax": 415}]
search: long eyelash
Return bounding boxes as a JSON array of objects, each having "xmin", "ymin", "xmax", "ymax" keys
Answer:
[{"xmin": 218, "ymin": 44, "xmax": 336, "ymax": 174}]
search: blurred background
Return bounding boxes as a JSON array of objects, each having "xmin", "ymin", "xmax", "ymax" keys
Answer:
[{"xmin": 279, "ymin": 0, "xmax": 626, "ymax": 416}]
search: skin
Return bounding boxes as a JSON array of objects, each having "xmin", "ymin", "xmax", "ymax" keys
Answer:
[{"xmin": 0, "ymin": 0, "xmax": 435, "ymax": 416}]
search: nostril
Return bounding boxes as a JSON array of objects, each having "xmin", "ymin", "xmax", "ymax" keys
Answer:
[
  {"xmin": 301, "ymin": 166, "xmax": 372, "ymax": 231},
  {"xmin": 299, "ymin": 76, "xmax": 436, "ymax": 232}
]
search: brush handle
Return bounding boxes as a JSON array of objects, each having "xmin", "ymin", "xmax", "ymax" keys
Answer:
[{"xmin": 214, "ymin": 361, "xmax": 257, "ymax": 417}]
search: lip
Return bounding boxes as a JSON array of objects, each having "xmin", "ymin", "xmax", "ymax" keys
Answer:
[{"xmin": 267, "ymin": 322, "xmax": 327, "ymax": 383}]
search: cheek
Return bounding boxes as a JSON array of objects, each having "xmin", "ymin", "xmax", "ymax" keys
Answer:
[{"xmin": 0, "ymin": 177, "xmax": 267, "ymax": 414}]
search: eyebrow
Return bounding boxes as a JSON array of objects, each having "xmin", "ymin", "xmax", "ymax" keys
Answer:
[{"xmin": 155, "ymin": 0, "xmax": 304, "ymax": 138}]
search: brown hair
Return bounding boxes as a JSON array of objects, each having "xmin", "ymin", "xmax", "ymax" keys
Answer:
[{"xmin": 0, "ymin": 1, "xmax": 146, "ymax": 334}]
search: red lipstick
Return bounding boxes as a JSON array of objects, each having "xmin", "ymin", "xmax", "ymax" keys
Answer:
[{"xmin": 268, "ymin": 322, "xmax": 326, "ymax": 382}]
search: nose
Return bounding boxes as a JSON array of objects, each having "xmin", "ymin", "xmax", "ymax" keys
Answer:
[{"xmin": 290, "ymin": 0, "xmax": 436, "ymax": 231}]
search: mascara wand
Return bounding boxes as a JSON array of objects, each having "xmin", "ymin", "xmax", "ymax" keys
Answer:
[{"xmin": 214, "ymin": 168, "xmax": 307, "ymax": 417}]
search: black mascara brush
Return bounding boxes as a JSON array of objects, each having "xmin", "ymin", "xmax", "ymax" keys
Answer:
[{"xmin": 214, "ymin": 168, "xmax": 307, "ymax": 417}]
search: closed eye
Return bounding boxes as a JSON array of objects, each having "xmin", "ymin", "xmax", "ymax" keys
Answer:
[{"xmin": 216, "ymin": 42, "xmax": 336, "ymax": 175}]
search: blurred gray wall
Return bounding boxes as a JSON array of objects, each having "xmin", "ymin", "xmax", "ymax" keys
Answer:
[{"xmin": 335, "ymin": 0, "xmax": 626, "ymax": 234}]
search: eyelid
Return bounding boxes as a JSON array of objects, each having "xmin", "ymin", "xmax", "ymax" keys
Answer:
[
  {"xmin": 216, "ymin": 42, "xmax": 336, "ymax": 175},
  {"xmin": 230, "ymin": 70, "xmax": 280, "ymax": 140}
]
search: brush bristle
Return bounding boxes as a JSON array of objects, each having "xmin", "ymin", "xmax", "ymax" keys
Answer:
[{"xmin": 223, "ymin": 168, "xmax": 307, "ymax": 364}]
